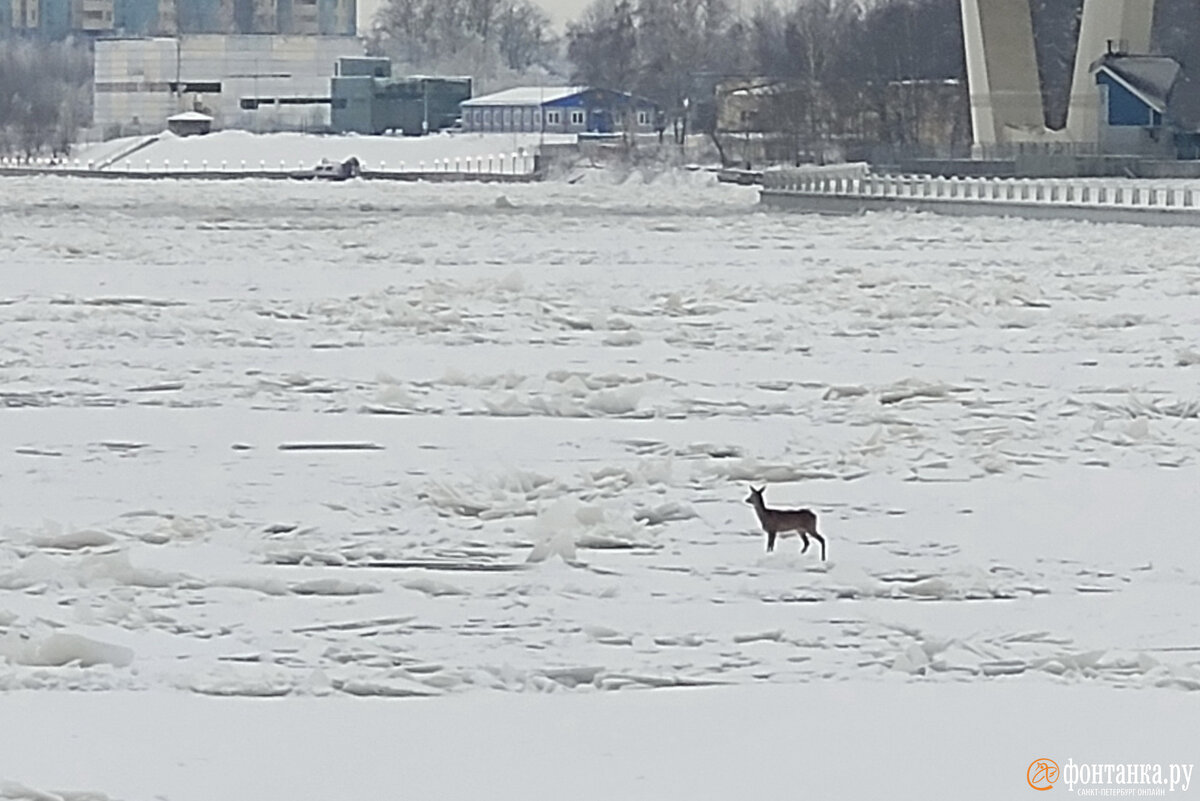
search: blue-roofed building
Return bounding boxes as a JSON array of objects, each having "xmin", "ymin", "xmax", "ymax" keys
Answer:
[
  {"xmin": 1092, "ymin": 52, "xmax": 1200, "ymax": 159},
  {"xmin": 460, "ymin": 86, "xmax": 661, "ymax": 136}
]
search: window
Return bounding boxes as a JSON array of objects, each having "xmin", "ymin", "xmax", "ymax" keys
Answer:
[
  {"xmin": 171, "ymin": 81, "xmax": 223, "ymax": 94},
  {"xmin": 570, "ymin": 110, "xmax": 584, "ymax": 125},
  {"xmin": 503, "ymin": 108, "xmax": 513, "ymax": 127},
  {"xmin": 546, "ymin": 110, "xmax": 560, "ymax": 125},
  {"xmin": 637, "ymin": 109, "xmax": 649, "ymax": 126},
  {"xmin": 484, "ymin": 110, "xmax": 492, "ymax": 127}
]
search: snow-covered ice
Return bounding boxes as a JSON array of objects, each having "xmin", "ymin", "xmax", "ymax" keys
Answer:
[{"xmin": 1, "ymin": 171, "xmax": 1199, "ymax": 798}]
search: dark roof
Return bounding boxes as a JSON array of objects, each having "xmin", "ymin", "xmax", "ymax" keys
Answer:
[
  {"xmin": 1092, "ymin": 52, "xmax": 1200, "ymax": 132},
  {"xmin": 1166, "ymin": 71, "xmax": 1200, "ymax": 132}
]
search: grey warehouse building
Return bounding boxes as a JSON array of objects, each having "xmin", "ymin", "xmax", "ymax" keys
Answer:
[{"xmin": 331, "ymin": 57, "xmax": 471, "ymax": 136}]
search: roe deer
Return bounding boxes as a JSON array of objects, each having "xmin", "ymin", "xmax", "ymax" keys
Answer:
[{"xmin": 745, "ymin": 485, "xmax": 826, "ymax": 560}]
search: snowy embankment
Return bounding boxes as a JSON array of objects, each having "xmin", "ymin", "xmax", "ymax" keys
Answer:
[
  {"xmin": 1, "ymin": 173, "xmax": 1199, "ymax": 798},
  {"xmin": 58, "ymin": 129, "xmax": 578, "ymax": 173}
]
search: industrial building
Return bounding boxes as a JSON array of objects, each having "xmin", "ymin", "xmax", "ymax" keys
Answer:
[
  {"xmin": 3, "ymin": 0, "xmax": 113, "ymax": 37},
  {"xmin": 460, "ymin": 87, "xmax": 661, "ymax": 135},
  {"xmin": 2, "ymin": 0, "xmax": 355, "ymax": 37},
  {"xmin": 330, "ymin": 57, "xmax": 470, "ymax": 135},
  {"xmin": 93, "ymin": 34, "xmax": 363, "ymax": 134}
]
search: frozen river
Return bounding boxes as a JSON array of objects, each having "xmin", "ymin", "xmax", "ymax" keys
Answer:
[{"xmin": 1, "ymin": 172, "xmax": 1198, "ymax": 799}]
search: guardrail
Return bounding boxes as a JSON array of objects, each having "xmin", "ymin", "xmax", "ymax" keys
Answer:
[
  {"xmin": 0, "ymin": 150, "xmax": 539, "ymax": 181},
  {"xmin": 760, "ymin": 170, "xmax": 1200, "ymax": 226}
]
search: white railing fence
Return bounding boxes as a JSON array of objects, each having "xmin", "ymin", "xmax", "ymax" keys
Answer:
[
  {"xmin": 0, "ymin": 150, "xmax": 538, "ymax": 177},
  {"xmin": 761, "ymin": 170, "xmax": 1200, "ymax": 210}
]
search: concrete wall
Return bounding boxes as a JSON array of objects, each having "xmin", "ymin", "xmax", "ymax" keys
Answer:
[
  {"xmin": 93, "ymin": 37, "xmax": 178, "ymax": 133},
  {"xmin": 760, "ymin": 186, "xmax": 1200, "ymax": 227},
  {"xmin": 93, "ymin": 34, "xmax": 363, "ymax": 134}
]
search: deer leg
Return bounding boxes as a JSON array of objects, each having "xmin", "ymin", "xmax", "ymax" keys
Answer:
[
  {"xmin": 799, "ymin": 532, "xmax": 810, "ymax": 554},
  {"xmin": 810, "ymin": 530, "xmax": 827, "ymax": 561},
  {"xmin": 766, "ymin": 530, "xmax": 777, "ymax": 552}
]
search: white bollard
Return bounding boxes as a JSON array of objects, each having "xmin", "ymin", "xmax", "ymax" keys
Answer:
[
  {"xmin": 241, "ymin": 160, "xmax": 246, "ymax": 171},
  {"xmin": 279, "ymin": 159, "xmax": 286, "ymax": 171},
  {"xmin": 202, "ymin": 160, "xmax": 208, "ymax": 172},
  {"xmin": 455, "ymin": 158, "xmax": 461, "ymax": 172},
  {"xmin": 260, "ymin": 160, "xmax": 266, "ymax": 171},
  {"xmin": 145, "ymin": 159, "xmax": 151, "ymax": 171},
  {"xmin": 124, "ymin": 159, "xmax": 131, "ymax": 171},
  {"xmin": 182, "ymin": 160, "xmax": 188, "ymax": 171},
  {"xmin": 164, "ymin": 159, "xmax": 169, "ymax": 171}
]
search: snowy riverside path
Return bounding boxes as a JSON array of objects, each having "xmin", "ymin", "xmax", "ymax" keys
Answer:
[{"xmin": 0, "ymin": 173, "xmax": 1198, "ymax": 799}]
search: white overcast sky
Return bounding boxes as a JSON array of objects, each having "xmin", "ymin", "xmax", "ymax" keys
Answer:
[{"xmin": 357, "ymin": 0, "xmax": 593, "ymax": 32}]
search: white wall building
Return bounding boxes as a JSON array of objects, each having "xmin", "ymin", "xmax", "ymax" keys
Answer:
[{"xmin": 93, "ymin": 34, "xmax": 363, "ymax": 135}]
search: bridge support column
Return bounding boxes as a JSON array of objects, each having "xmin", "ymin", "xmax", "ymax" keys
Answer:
[
  {"xmin": 960, "ymin": 0, "xmax": 1044, "ymax": 153},
  {"xmin": 961, "ymin": 0, "xmax": 1155, "ymax": 152}
]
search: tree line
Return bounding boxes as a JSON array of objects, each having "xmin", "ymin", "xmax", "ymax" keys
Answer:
[
  {"xmin": 369, "ymin": 0, "xmax": 968, "ymax": 155},
  {"xmin": 368, "ymin": 0, "xmax": 1200, "ymax": 160},
  {"xmin": 368, "ymin": 0, "xmax": 557, "ymax": 87},
  {"xmin": 0, "ymin": 37, "xmax": 92, "ymax": 158},
  {"xmin": 6, "ymin": 0, "xmax": 1200, "ymax": 156},
  {"xmin": 370, "ymin": 0, "xmax": 966, "ymax": 106},
  {"xmin": 564, "ymin": 0, "xmax": 965, "ymax": 153}
]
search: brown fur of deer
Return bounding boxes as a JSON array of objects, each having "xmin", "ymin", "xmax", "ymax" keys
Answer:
[{"xmin": 745, "ymin": 485, "xmax": 826, "ymax": 560}]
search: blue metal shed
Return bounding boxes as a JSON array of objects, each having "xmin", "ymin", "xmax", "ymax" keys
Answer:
[{"xmin": 460, "ymin": 86, "xmax": 661, "ymax": 136}]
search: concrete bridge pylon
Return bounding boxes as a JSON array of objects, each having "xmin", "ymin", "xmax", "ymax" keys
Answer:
[{"xmin": 961, "ymin": 0, "xmax": 1155, "ymax": 153}]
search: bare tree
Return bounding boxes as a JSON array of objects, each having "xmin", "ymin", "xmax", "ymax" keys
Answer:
[
  {"xmin": 567, "ymin": 0, "xmax": 639, "ymax": 91},
  {"xmin": 497, "ymin": 3, "xmax": 553, "ymax": 71},
  {"xmin": 370, "ymin": 0, "xmax": 557, "ymax": 86},
  {"xmin": 0, "ymin": 37, "xmax": 92, "ymax": 158}
]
